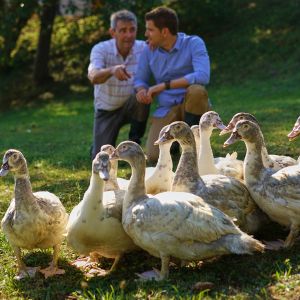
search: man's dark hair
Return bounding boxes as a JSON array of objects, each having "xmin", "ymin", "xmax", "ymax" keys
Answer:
[{"xmin": 145, "ymin": 7, "xmax": 178, "ymax": 35}]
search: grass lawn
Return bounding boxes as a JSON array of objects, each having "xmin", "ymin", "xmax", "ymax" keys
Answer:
[{"xmin": 0, "ymin": 75, "xmax": 300, "ymax": 299}]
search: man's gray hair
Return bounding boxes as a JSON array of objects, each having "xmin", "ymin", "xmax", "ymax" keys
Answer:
[{"xmin": 110, "ymin": 10, "xmax": 137, "ymax": 29}]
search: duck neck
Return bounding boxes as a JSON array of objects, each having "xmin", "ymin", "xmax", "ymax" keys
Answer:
[
  {"xmin": 259, "ymin": 135, "xmax": 274, "ymax": 168},
  {"xmin": 244, "ymin": 137, "xmax": 265, "ymax": 186},
  {"xmin": 153, "ymin": 143, "xmax": 173, "ymax": 176},
  {"xmin": 124, "ymin": 155, "xmax": 146, "ymax": 214},
  {"xmin": 14, "ymin": 173, "xmax": 37, "ymax": 210},
  {"xmin": 107, "ymin": 159, "xmax": 120, "ymax": 190},
  {"xmin": 173, "ymin": 136, "xmax": 204, "ymax": 188},
  {"xmin": 198, "ymin": 128, "xmax": 218, "ymax": 174},
  {"xmin": 82, "ymin": 171, "xmax": 104, "ymax": 213}
]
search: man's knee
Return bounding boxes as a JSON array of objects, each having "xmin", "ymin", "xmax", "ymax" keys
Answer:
[{"xmin": 184, "ymin": 84, "xmax": 209, "ymax": 115}]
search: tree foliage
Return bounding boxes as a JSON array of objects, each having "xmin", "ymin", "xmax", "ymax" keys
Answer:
[
  {"xmin": 0, "ymin": 0, "xmax": 38, "ymax": 70},
  {"xmin": 0, "ymin": 0, "xmax": 300, "ymax": 109}
]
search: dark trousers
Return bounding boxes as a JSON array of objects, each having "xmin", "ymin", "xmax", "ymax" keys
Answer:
[{"xmin": 91, "ymin": 95, "xmax": 150, "ymax": 159}]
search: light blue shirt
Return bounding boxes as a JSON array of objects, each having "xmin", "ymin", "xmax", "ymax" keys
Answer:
[{"xmin": 134, "ymin": 32, "xmax": 210, "ymax": 117}]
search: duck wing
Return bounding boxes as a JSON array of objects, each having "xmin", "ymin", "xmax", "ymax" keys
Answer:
[
  {"xmin": 266, "ymin": 165, "xmax": 300, "ymax": 210},
  {"xmin": 125, "ymin": 192, "xmax": 241, "ymax": 245}
]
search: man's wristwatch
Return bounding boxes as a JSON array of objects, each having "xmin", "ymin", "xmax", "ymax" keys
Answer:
[{"xmin": 164, "ymin": 80, "xmax": 171, "ymax": 90}]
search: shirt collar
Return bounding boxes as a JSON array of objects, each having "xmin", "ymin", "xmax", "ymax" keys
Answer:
[
  {"xmin": 112, "ymin": 39, "xmax": 135, "ymax": 58},
  {"xmin": 158, "ymin": 33, "xmax": 183, "ymax": 53}
]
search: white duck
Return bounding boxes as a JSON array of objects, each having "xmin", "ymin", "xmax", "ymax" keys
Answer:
[
  {"xmin": 66, "ymin": 151, "xmax": 138, "ymax": 275},
  {"xmin": 101, "ymin": 134, "xmax": 174, "ymax": 195},
  {"xmin": 197, "ymin": 111, "xmax": 243, "ymax": 180},
  {"xmin": 220, "ymin": 112, "xmax": 298, "ymax": 170},
  {"xmin": 156, "ymin": 121, "xmax": 268, "ymax": 234},
  {"xmin": 110, "ymin": 141, "xmax": 264, "ymax": 280},
  {"xmin": 100, "ymin": 144, "xmax": 129, "ymax": 191},
  {"xmin": 287, "ymin": 115, "xmax": 300, "ymax": 142},
  {"xmin": 0, "ymin": 149, "xmax": 68, "ymax": 280},
  {"xmin": 224, "ymin": 119, "xmax": 300, "ymax": 248},
  {"xmin": 147, "ymin": 125, "xmax": 174, "ymax": 194},
  {"xmin": 191, "ymin": 125, "xmax": 226, "ymax": 165}
]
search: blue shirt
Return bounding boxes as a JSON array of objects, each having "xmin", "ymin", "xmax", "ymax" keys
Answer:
[{"xmin": 134, "ymin": 32, "xmax": 210, "ymax": 117}]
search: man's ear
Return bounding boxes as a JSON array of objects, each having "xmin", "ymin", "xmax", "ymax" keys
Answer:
[
  {"xmin": 109, "ymin": 27, "xmax": 115, "ymax": 38},
  {"xmin": 161, "ymin": 27, "xmax": 169, "ymax": 37}
]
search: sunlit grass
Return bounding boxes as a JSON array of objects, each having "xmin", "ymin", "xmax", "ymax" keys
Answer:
[{"xmin": 0, "ymin": 74, "xmax": 300, "ymax": 299}]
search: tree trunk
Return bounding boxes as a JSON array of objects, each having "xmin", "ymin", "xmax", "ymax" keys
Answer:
[{"xmin": 33, "ymin": 0, "xmax": 58, "ymax": 85}]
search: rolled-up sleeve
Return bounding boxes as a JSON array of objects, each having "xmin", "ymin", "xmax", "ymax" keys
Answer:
[
  {"xmin": 88, "ymin": 44, "xmax": 105, "ymax": 74},
  {"xmin": 134, "ymin": 47, "xmax": 152, "ymax": 89},
  {"xmin": 184, "ymin": 37, "xmax": 210, "ymax": 85}
]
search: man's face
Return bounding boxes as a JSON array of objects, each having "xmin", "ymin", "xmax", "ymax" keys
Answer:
[
  {"xmin": 110, "ymin": 20, "xmax": 137, "ymax": 53},
  {"xmin": 145, "ymin": 20, "xmax": 164, "ymax": 48}
]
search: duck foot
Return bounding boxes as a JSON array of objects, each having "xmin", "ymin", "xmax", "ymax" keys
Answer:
[
  {"xmin": 264, "ymin": 239, "xmax": 285, "ymax": 251},
  {"xmin": 71, "ymin": 256, "xmax": 98, "ymax": 269},
  {"xmin": 135, "ymin": 268, "xmax": 162, "ymax": 281},
  {"xmin": 39, "ymin": 265, "xmax": 65, "ymax": 279},
  {"xmin": 15, "ymin": 266, "xmax": 40, "ymax": 280},
  {"xmin": 85, "ymin": 267, "xmax": 110, "ymax": 278}
]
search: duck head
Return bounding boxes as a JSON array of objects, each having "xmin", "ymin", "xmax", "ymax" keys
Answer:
[
  {"xmin": 200, "ymin": 111, "xmax": 226, "ymax": 133},
  {"xmin": 154, "ymin": 124, "xmax": 173, "ymax": 145},
  {"xmin": 155, "ymin": 121, "xmax": 192, "ymax": 145},
  {"xmin": 0, "ymin": 149, "xmax": 27, "ymax": 177},
  {"xmin": 220, "ymin": 112, "xmax": 258, "ymax": 136},
  {"xmin": 110, "ymin": 141, "xmax": 146, "ymax": 164},
  {"xmin": 223, "ymin": 120, "xmax": 260, "ymax": 147},
  {"xmin": 93, "ymin": 151, "xmax": 110, "ymax": 181},
  {"xmin": 100, "ymin": 144, "xmax": 116, "ymax": 156}
]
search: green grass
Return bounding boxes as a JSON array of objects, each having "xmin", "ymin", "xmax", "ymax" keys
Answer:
[
  {"xmin": 1, "ymin": 2, "xmax": 300, "ymax": 297},
  {"xmin": 0, "ymin": 75, "xmax": 300, "ymax": 299}
]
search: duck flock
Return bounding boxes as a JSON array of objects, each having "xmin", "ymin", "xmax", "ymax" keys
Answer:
[{"xmin": 1, "ymin": 112, "xmax": 300, "ymax": 281}]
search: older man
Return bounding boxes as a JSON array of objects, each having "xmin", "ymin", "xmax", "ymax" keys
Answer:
[{"xmin": 88, "ymin": 10, "xmax": 148, "ymax": 159}]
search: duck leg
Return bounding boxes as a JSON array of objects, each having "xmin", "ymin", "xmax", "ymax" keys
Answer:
[
  {"xmin": 284, "ymin": 225, "xmax": 299, "ymax": 248},
  {"xmin": 39, "ymin": 244, "xmax": 65, "ymax": 279},
  {"xmin": 159, "ymin": 254, "xmax": 170, "ymax": 280},
  {"xmin": 108, "ymin": 254, "xmax": 121, "ymax": 273},
  {"xmin": 72, "ymin": 252, "xmax": 101, "ymax": 269},
  {"xmin": 13, "ymin": 246, "xmax": 40, "ymax": 280},
  {"xmin": 264, "ymin": 225, "xmax": 300, "ymax": 250},
  {"xmin": 86, "ymin": 254, "xmax": 122, "ymax": 277},
  {"xmin": 135, "ymin": 254, "xmax": 170, "ymax": 281}
]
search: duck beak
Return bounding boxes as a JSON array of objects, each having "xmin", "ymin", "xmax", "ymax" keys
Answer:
[
  {"xmin": 0, "ymin": 162, "xmax": 9, "ymax": 177},
  {"xmin": 109, "ymin": 149, "xmax": 119, "ymax": 160},
  {"xmin": 99, "ymin": 168, "xmax": 109, "ymax": 181},
  {"xmin": 287, "ymin": 126, "xmax": 300, "ymax": 141},
  {"xmin": 219, "ymin": 123, "xmax": 234, "ymax": 136},
  {"xmin": 215, "ymin": 119, "xmax": 227, "ymax": 131},
  {"xmin": 223, "ymin": 131, "xmax": 241, "ymax": 147},
  {"xmin": 154, "ymin": 130, "xmax": 172, "ymax": 145}
]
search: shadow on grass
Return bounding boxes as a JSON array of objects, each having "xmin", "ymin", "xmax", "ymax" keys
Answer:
[
  {"xmin": 12, "ymin": 251, "xmax": 86, "ymax": 300},
  {"xmin": 8, "ymin": 239, "xmax": 300, "ymax": 299}
]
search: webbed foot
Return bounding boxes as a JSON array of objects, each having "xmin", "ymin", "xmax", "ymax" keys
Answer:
[
  {"xmin": 135, "ymin": 268, "xmax": 162, "ymax": 281},
  {"xmin": 15, "ymin": 266, "xmax": 40, "ymax": 280},
  {"xmin": 39, "ymin": 265, "xmax": 65, "ymax": 279}
]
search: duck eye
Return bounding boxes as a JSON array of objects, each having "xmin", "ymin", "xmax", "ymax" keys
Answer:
[{"xmin": 2, "ymin": 162, "xmax": 9, "ymax": 170}]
